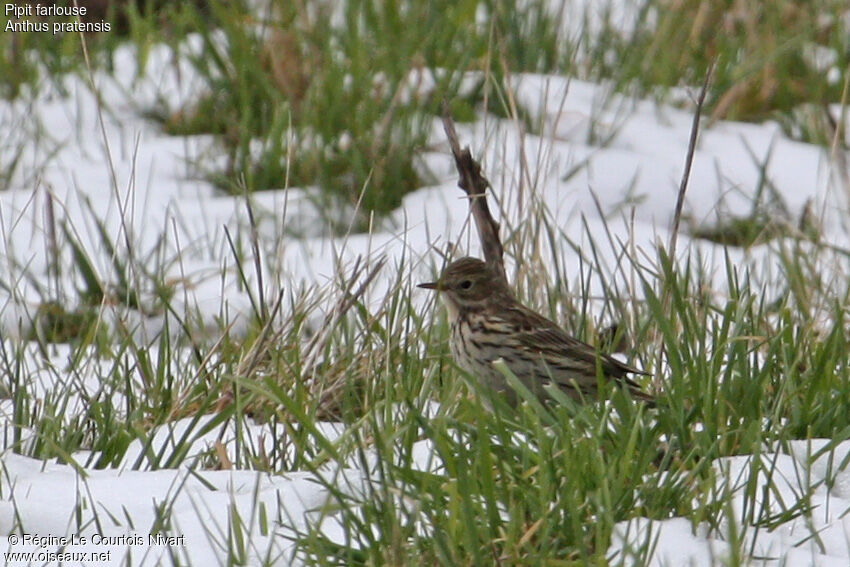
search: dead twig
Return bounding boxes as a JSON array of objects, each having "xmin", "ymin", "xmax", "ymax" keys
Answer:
[
  {"xmin": 441, "ymin": 100, "xmax": 507, "ymax": 284},
  {"xmin": 669, "ymin": 63, "xmax": 715, "ymax": 258},
  {"xmin": 656, "ymin": 63, "xmax": 715, "ymax": 390}
]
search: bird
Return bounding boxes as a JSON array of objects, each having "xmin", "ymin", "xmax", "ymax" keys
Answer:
[{"xmin": 418, "ymin": 257, "xmax": 652, "ymax": 406}]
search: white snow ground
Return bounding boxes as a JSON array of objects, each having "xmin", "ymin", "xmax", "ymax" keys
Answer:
[{"xmin": 2, "ymin": 35, "xmax": 850, "ymax": 566}]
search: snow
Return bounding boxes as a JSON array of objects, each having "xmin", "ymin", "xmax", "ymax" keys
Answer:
[
  {"xmin": 1, "ymin": 26, "xmax": 850, "ymax": 566},
  {"xmin": 612, "ymin": 446, "xmax": 850, "ymax": 566},
  {"xmin": 0, "ymin": 451, "xmax": 320, "ymax": 565}
]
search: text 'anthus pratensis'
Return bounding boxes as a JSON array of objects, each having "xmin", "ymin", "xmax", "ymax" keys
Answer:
[{"xmin": 419, "ymin": 257, "xmax": 652, "ymax": 406}]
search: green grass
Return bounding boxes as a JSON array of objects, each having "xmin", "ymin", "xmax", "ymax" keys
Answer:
[
  {"xmin": 4, "ymin": 153, "xmax": 850, "ymax": 564},
  {"xmin": 145, "ymin": 0, "xmax": 557, "ymax": 224},
  {"xmin": 2, "ymin": 0, "xmax": 850, "ymax": 565},
  {"xmin": 5, "ymin": 1, "xmax": 848, "ymax": 213}
]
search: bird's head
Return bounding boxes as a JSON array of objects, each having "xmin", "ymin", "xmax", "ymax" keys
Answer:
[{"xmin": 418, "ymin": 257, "xmax": 511, "ymax": 314}]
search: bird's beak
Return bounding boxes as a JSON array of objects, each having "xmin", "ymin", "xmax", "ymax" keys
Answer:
[{"xmin": 417, "ymin": 281, "xmax": 439, "ymax": 290}]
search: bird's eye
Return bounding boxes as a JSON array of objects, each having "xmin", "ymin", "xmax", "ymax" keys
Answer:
[{"xmin": 459, "ymin": 279, "xmax": 473, "ymax": 290}]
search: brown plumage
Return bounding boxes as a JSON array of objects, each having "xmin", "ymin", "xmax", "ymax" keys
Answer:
[{"xmin": 419, "ymin": 257, "xmax": 652, "ymax": 406}]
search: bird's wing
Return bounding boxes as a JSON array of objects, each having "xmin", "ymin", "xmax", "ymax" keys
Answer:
[{"xmin": 500, "ymin": 304, "xmax": 648, "ymax": 378}]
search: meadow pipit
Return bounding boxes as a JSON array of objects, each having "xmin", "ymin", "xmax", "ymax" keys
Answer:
[{"xmin": 419, "ymin": 257, "xmax": 652, "ymax": 405}]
